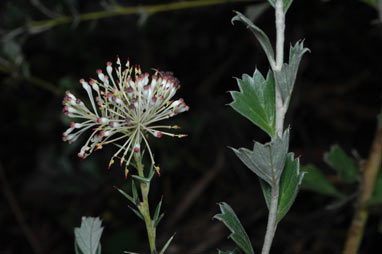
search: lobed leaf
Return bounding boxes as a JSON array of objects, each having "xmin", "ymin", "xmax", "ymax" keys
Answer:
[
  {"xmin": 74, "ymin": 217, "xmax": 103, "ymax": 254},
  {"xmin": 260, "ymin": 153, "xmax": 304, "ymax": 223},
  {"xmin": 301, "ymin": 164, "xmax": 345, "ymax": 199},
  {"xmin": 274, "ymin": 41, "xmax": 309, "ymax": 110},
  {"xmin": 214, "ymin": 203, "xmax": 254, "ymax": 254},
  {"xmin": 324, "ymin": 144, "xmax": 360, "ymax": 183},
  {"xmin": 230, "ymin": 69, "xmax": 276, "ymax": 137},
  {"xmin": 75, "ymin": 242, "xmax": 82, "ymax": 254},
  {"xmin": 231, "ymin": 129, "xmax": 289, "ymax": 186},
  {"xmin": 267, "ymin": 0, "xmax": 294, "ymax": 13},
  {"xmin": 231, "ymin": 11, "xmax": 275, "ymax": 68}
]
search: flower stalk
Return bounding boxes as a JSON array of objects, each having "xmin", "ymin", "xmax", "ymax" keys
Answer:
[{"xmin": 135, "ymin": 152, "xmax": 157, "ymax": 254}]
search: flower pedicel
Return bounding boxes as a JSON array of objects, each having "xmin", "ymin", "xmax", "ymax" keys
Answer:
[{"xmin": 62, "ymin": 57, "xmax": 188, "ymax": 176}]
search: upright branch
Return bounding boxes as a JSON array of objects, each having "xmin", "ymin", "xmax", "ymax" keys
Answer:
[
  {"xmin": 273, "ymin": 0, "xmax": 286, "ymax": 137},
  {"xmin": 344, "ymin": 112, "xmax": 382, "ymax": 254},
  {"xmin": 261, "ymin": 1, "xmax": 285, "ymax": 254},
  {"xmin": 223, "ymin": 1, "xmax": 307, "ymax": 253}
]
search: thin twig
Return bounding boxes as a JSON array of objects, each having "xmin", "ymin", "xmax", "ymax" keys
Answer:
[
  {"xmin": 166, "ymin": 150, "xmax": 224, "ymax": 229},
  {"xmin": 0, "ymin": 64, "xmax": 61, "ymax": 95},
  {"xmin": 28, "ymin": 0, "xmax": 256, "ymax": 32},
  {"xmin": 0, "ymin": 162, "xmax": 43, "ymax": 254},
  {"xmin": 343, "ymin": 111, "xmax": 382, "ymax": 254}
]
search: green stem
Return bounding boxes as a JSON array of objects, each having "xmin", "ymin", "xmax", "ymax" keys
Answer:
[{"xmin": 134, "ymin": 152, "xmax": 156, "ymax": 254}]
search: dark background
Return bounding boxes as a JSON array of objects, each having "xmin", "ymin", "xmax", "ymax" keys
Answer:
[{"xmin": 0, "ymin": 0, "xmax": 381, "ymax": 253}]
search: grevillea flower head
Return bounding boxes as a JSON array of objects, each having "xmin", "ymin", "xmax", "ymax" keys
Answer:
[{"xmin": 62, "ymin": 57, "xmax": 189, "ymax": 175}]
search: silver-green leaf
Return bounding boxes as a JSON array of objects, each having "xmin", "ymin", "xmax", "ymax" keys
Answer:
[
  {"xmin": 230, "ymin": 69, "xmax": 276, "ymax": 137},
  {"xmin": 324, "ymin": 144, "xmax": 360, "ymax": 183},
  {"xmin": 74, "ymin": 217, "xmax": 103, "ymax": 254},
  {"xmin": 274, "ymin": 41, "xmax": 309, "ymax": 110},
  {"xmin": 214, "ymin": 203, "xmax": 254, "ymax": 254},
  {"xmin": 231, "ymin": 11, "xmax": 275, "ymax": 68},
  {"xmin": 267, "ymin": 0, "xmax": 294, "ymax": 13},
  {"xmin": 260, "ymin": 153, "xmax": 304, "ymax": 223},
  {"xmin": 231, "ymin": 129, "xmax": 289, "ymax": 186}
]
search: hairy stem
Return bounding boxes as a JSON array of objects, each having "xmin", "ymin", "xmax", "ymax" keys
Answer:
[
  {"xmin": 134, "ymin": 153, "xmax": 156, "ymax": 254},
  {"xmin": 343, "ymin": 113, "xmax": 382, "ymax": 254},
  {"xmin": 261, "ymin": 1, "xmax": 286, "ymax": 253},
  {"xmin": 273, "ymin": 0, "xmax": 286, "ymax": 137},
  {"xmin": 274, "ymin": 0, "xmax": 285, "ymax": 71},
  {"xmin": 261, "ymin": 184, "xmax": 279, "ymax": 254}
]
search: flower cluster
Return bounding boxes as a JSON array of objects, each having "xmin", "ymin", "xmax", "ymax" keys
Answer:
[{"xmin": 62, "ymin": 57, "xmax": 188, "ymax": 176}]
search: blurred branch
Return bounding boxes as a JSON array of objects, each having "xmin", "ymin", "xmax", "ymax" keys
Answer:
[
  {"xmin": 343, "ymin": 109, "xmax": 382, "ymax": 254},
  {"xmin": 0, "ymin": 64, "xmax": 61, "ymax": 95},
  {"xmin": 28, "ymin": 0, "xmax": 257, "ymax": 32},
  {"xmin": 166, "ymin": 150, "xmax": 225, "ymax": 229},
  {"xmin": 0, "ymin": 162, "xmax": 44, "ymax": 254}
]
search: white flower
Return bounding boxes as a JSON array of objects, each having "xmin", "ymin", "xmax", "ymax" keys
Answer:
[{"xmin": 62, "ymin": 57, "xmax": 189, "ymax": 175}]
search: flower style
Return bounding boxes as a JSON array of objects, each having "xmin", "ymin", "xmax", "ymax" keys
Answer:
[{"xmin": 62, "ymin": 57, "xmax": 189, "ymax": 175}]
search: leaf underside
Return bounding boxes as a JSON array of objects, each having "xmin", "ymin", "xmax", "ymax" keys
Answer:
[
  {"xmin": 74, "ymin": 217, "xmax": 103, "ymax": 254},
  {"xmin": 267, "ymin": 0, "xmax": 294, "ymax": 13},
  {"xmin": 214, "ymin": 203, "xmax": 254, "ymax": 254},
  {"xmin": 231, "ymin": 11, "xmax": 275, "ymax": 68},
  {"xmin": 230, "ymin": 69, "xmax": 276, "ymax": 137},
  {"xmin": 274, "ymin": 41, "xmax": 309, "ymax": 110},
  {"xmin": 232, "ymin": 129, "xmax": 290, "ymax": 186}
]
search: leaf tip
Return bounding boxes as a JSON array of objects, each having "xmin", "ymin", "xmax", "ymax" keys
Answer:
[{"xmin": 231, "ymin": 10, "xmax": 241, "ymax": 25}]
